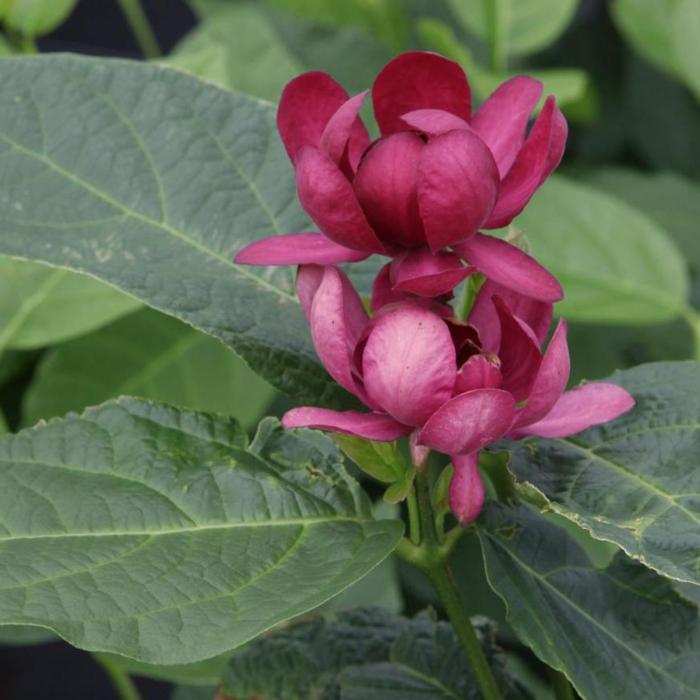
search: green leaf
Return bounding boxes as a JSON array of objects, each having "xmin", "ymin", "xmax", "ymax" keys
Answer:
[
  {"xmin": 610, "ymin": 0, "xmax": 682, "ymax": 77},
  {"xmin": 222, "ymin": 608, "xmax": 522, "ymax": 700},
  {"xmin": 512, "ymin": 176, "xmax": 690, "ymax": 323},
  {"xmin": 674, "ymin": 0, "xmax": 700, "ymax": 99},
  {"xmin": 445, "ymin": 0, "xmax": 578, "ymax": 56},
  {"xmin": 22, "ymin": 307, "xmax": 275, "ymax": 431},
  {"xmin": 334, "ymin": 435, "xmax": 406, "ymax": 484},
  {"xmin": 0, "ymin": 54, "xmax": 351, "ymax": 407},
  {"xmin": 0, "ymin": 624, "xmax": 54, "ymax": 645},
  {"xmin": 508, "ymin": 361, "xmax": 700, "ymax": 586},
  {"xmin": 0, "ymin": 404, "xmax": 402, "ymax": 663},
  {"xmin": 168, "ymin": 2, "xmax": 302, "ymax": 99},
  {"xmin": 2, "ymin": 0, "xmax": 78, "ymax": 36},
  {"xmin": 579, "ymin": 168, "xmax": 700, "ymax": 271},
  {"xmin": 0, "ymin": 257, "xmax": 139, "ymax": 351},
  {"xmin": 110, "ymin": 652, "xmax": 231, "ymax": 686},
  {"xmin": 478, "ymin": 503, "xmax": 700, "ymax": 700}
]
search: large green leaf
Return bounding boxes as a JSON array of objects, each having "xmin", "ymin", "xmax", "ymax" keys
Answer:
[
  {"xmin": 478, "ymin": 503, "xmax": 700, "ymax": 700},
  {"xmin": 508, "ymin": 362, "xmax": 700, "ymax": 586},
  {"xmin": 674, "ymin": 0, "xmax": 700, "ymax": 99},
  {"xmin": 513, "ymin": 176, "xmax": 689, "ymax": 323},
  {"xmin": 22, "ymin": 307, "xmax": 274, "ymax": 431},
  {"xmin": 0, "ymin": 257, "xmax": 139, "ymax": 351},
  {"xmin": 0, "ymin": 54, "xmax": 353, "ymax": 406},
  {"xmin": 446, "ymin": 0, "xmax": 578, "ymax": 56},
  {"xmin": 0, "ymin": 406, "xmax": 402, "ymax": 663}
]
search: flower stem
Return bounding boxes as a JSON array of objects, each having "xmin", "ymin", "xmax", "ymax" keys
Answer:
[
  {"xmin": 406, "ymin": 488, "xmax": 421, "ymax": 544},
  {"xmin": 486, "ymin": 0, "xmax": 508, "ymax": 73},
  {"xmin": 548, "ymin": 667, "xmax": 576, "ymax": 700},
  {"xmin": 117, "ymin": 0, "xmax": 161, "ymax": 59},
  {"xmin": 94, "ymin": 654, "xmax": 141, "ymax": 700},
  {"xmin": 398, "ymin": 470, "xmax": 503, "ymax": 700}
]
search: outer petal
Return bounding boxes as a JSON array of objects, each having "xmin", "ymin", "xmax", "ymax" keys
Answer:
[
  {"xmin": 513, "ymin": 382, "xmax": 635, "ymax": 439},
  {"xmin": 308, "ymin": 266, "xmax": 369, "ymax": 400},
  {"xmin": 454, "ymin": 353, "xmax": 502, "ymax": 394},
  {"xmin": 418, "ymin": 389, "xmax": 516, "ymax": 454},
  {"xmin": 283, "ymin": 408, "xmax": 410, "ymax": 441},
  {"xmin": 417, "ymin": 130, "xmax": 499, "ymax": 251},
  {"xmin": 401, "ymin": 108, "xmax": 471, "ymax": 135},
  {"xmin": 455, "ymin": 234, "xmax": 563, "ymax": 302},
  {"xmin": 371, "ymin": 263, "xmax": 414, "ymax": 312},
  {"xmin": 296, "ymin": 146, "xmax": 385, "ymax": 253},
  {"xmin": 372, "ymin": 51, "xmax": 472, "ymax": 135},
  {"xmin": 511, "ymin": 319, "xmax": 569, "ymax": 431},
  {"xmin": 296, "ymin": 264, "xmax": 324, "ymax": 322},
  {"xmin": 362, "ymin": 305, "xmax": 456, "ymax": 426},
  {"xmin": 235, "ymin": 233, "xmax": 370, "ymax": 266},
  {"xmin": 319, "ymin": 91, "xmax": 370, "ymax": 174},
  {"xmin": 448, "ymin": 453, "xmax": 485, "ymax": 524},
  {"xmin": 484, "ymin": 97, "xmax": 567, "ymax": 228},
  {"xmin": 353, "ymin": 132, "xmax": 426, "ymax": 248},
  {"xmin": 391, "ymin": 248, "xmax": 472, "ymax": 297},
  {"xmin": 277, "ymin": 71, "xmax": 350, "ymax": 162},
  {"xmin": 494, "ymin": 297, "xmax": 542, "ymax": 402},
  {"xmin": 472, "ymin": 76, "xmax": 543, "ymax": 177},
  {"xmin": 468, "ymin": 279, "xmax": 553, "ymax": 352}
]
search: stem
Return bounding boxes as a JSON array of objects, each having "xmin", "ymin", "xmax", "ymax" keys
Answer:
[
  {"xmin": 486, "ymin": 0, "xmax": 507, "ymax": 73},
  {"xmin": 682, "ymin": 307, "xmax": 700, "ymax": 361},
  {"xmin": 406, "ymin": 488, "xmax": 421, "ymax": 544},
  {"xmin": 94, "ymin": 654, "xmax": 141, "ymax": 700},
  {"xmin": 548, "ymin": 667, "xmax": 576, "ymax": 700},
  {"xmin": 405, "ymin": 470, "xmax": 503, "ymax": 700},
  {"xmin": 117, "ymin": 0, "xmax": 161, "ymax": 58}
]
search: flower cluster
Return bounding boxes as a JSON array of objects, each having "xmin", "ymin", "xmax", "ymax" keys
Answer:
[{"xmin": 235, "ymin": 52, "xmax": 634, "ymax": 524}]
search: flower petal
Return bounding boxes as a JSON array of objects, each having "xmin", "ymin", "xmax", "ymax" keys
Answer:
[
  {"xmin": 277, "ymin": 71, "xmax": 350, "ymax": 162},
  {"xmin": 401, "ymin": 108, "xmax": 471, "ymax": 135},
  {"xmin": 472, "ymin": 76, "xmax": 543, "ymax": 178},
  {"xmin": 319, "ymin": 91, "xmax": 370, "ymax": 174},
  {"xmin": 362, "ymin": 305, "xmax": 456, "ymax": 426},
  {"xmin": 455, "ymin": 234, "xmax": 563, "ymax": 302},
  {"xmin": 417, "ymin": 130, "xmax": 499, "ymax": 251},
  {"xmin": 418, "ymin": 389, "xmax": 516, "ymax": 454},
  {"xmin": 296, "ymin": 264, "xmax": 324, "ymax": 322},
  {"xmin": 513, "ymin": 382, "xmax": 635, "ymax": 439},
  {"xmin": 454, "ymin": 353, "xmax": 502, "ymax": 394},
  {"xmin": 391, "ymin": 248, "xmax": 472, "ymax": 297},
  {"xmin": 484, "ymin": 97, "xmax": 567, "ymax": 228},
  {"xmin": 235, "ymin": 233, "xmax": 370, "ymax": 266},
  {"xmin": 371, "ymin": 263, "xmax": 414, "ymax": 312},
  {"xmin": 511, "ymin": 319, "xmax": 569, "ymax": 431},
  {"xmin": 468, "ymin": 279, "xmax": 553, "ymax": 352},
  {"xmin": 353, "ymin": 132, "xmax": 426, "ymax": 248},
  {"xmin": 448, "ymin": 453, "xmax": 485, "ymax": 524},
  {"xmin": 296, "ymin": 146, "xmax": 385, "ymax": 253},
  {"xmin": 308, "ymin": 266, "xmax": 368, "ymax": 399},
  {"xmin": 372, "ymin": 51, "xmax": 472, "ymax": 135},
  {"xmin": 493, "ymin": 297, "xmax": 542, "ymax": 402},
  {"xmin": 283, "ymin": 408, "xmax": 410, "ymax": 441}
]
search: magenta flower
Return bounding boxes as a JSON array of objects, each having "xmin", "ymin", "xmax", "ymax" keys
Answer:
[
  {"xmin": 283, "ymin": 265, "xmax": 634, "ymax": 524},
  {"xmin": 235, "ymin": 51, "xmax": 567, "ymax": 302}
]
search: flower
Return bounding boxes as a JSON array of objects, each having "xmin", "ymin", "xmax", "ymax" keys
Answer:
[
  {"xmin": 235, "ymin": 51, "xmax": 567, "ymax": 303},
  {"xmin": 282, "ymin": 265, "xmax": 635, "ymax": 524}
]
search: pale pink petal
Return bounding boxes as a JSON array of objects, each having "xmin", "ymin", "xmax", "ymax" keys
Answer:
[
  {"xmin": 454, "ymin": 353, "xmax": 502, "ymax": 394},
  {"xmin": 484, "ymin": 97, "xmax": 567, "ymax": 228},
  {"xmin": 353, "ymin": 132, "xmax": 426, "ymax": 248},
  {"xmin": 296, "ymin": 264, "xmax": 324, "ymax": 322},
  {"xmin": 417, "ymin": 130, "xmax": 499, "ymax": 251},
  {"xmin": 296, "ymin": 146, "xmax": 385, "ymax": 254},
  {"xmin": 362, "ymin": 305, "xmax": 456, "ymax": 426},
  {"xmin": 455, "ymin": 234, "xmax": 563, "ymax": 302},
  {"xmin": 493, "ymin": 297, "xmax": 542, "ymax": 402},
  {"xmin": 514, "ymin": 383, "xmax": 635, "ymax": 439},
  {"xmin": 448, "ymin": 453, "xmax": 485, "ymax": 524},
  {"xmin": 277, "ymin": 71, "xmax": 350, "ymax": 162},
  {"xmin": 283, "ymin": 408, "xmax": 410, "ymax": 441},
  {"xmin": 391, "ymin": 248, "xmax": 472, "ymax": 297},
  {"xmin": 400, "ymin": 108, "xmax": 471, "ymax": 135},
  {"xmin": 468, "ymin": 279, "xmax": 553, "ymax": 352},
  {"xmin": 511, "ymin": 319, "xmax": 569, "ymax": 431},
  {"xmin": 372, "ymin": 51, "xmax": 472, "ymax": 135},
  {"xmin": 319, "ymin": 91, "xmax": 370, "ymax": 174},
  {"xmin": 418, "ymin": 389, "xmax": 515, "ymax": 454},
  {"xmin": 234, "ymin": 233, "xmax": 370, "ymax": 266},
  {"xmin": 308, "ymin": 266, "xmax": 368, "ymax": 400},
  {"xmin": 472, "ymin": 76, "xmax": 543, "ymax": 177}
]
